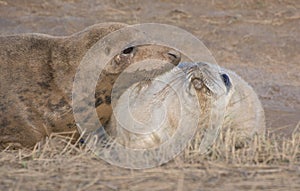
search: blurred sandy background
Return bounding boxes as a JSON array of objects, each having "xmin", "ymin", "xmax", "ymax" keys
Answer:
[
  {"xmin": 1, "ymin": 0, "xmax": 299, "ymax": 136},
  {"xmin": 0, "ymin": 1, "xmax": 299, "ymax": 190}
]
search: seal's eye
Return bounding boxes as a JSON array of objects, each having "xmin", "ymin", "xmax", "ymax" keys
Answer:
[
  {"xmin": 122, "ymin": 46, "xmax": 134, "ymax": 54},
  {"xmin": 221, "ymin": 74, "xmax": 231, "ymax": 87}
]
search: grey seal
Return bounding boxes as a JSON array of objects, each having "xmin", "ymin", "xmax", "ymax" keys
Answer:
[
  {"xmin": 107, "ymin": 62, "xmax": 265, "ymax": 150},
  {"xmin": 0, "ymin": 23, "xmax": 181, "ymax": 149}
]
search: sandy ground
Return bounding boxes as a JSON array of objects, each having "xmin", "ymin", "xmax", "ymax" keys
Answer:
[{"xmin": 0, "ymin": 0, "xmax": 299, "ymax": 190}]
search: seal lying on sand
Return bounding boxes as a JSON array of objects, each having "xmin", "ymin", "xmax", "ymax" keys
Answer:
[
  {"xmin": 0, "ymin": 23, "xmax": 181, "ymax": 149},
  {"xmin": 107, "ymin": 62, "xmax": 265, "ymax": 150}
]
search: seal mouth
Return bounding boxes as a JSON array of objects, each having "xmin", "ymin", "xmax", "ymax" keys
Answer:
[
  {"xmin": 191, "ymin": 77, "xmax": 203, "ymax": 90},
  {"xmin": 178, "ymin": 62, "xmax": 228, "ymax": 97},
  {"xmin": 185, "ymin": 63, "xmax": 218, "ymax": 96},
  {"xmin": 185, "ymin": 64, "xmax": 205, "ymax": 91}
]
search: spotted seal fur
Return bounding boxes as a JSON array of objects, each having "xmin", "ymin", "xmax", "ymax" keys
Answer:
[{"xmin": 0, "ymin": 23, "xmax": 181, "ymax": 149}]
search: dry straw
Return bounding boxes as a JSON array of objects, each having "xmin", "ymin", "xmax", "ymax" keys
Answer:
[{"xmin": 1, "ymin": 125, "xmax": 300, "ymax": 190}]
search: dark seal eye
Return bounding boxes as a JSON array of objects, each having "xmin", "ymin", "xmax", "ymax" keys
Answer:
[
  {"xmin": 221, "ymin": 73, "xmax": 231, "ymax": 88},
  {"xmin": 122, "ymin": 46, "xmax": 134, "ymax": 54}
]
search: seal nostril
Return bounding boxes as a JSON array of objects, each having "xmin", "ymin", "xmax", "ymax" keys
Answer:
[
  {"xmin": 167, "ymin": 50, "xmax": 180, "ymax": 60},
  {"xmin": 168, "ymin": 52, "xmax": 178, "ymax": 59}
]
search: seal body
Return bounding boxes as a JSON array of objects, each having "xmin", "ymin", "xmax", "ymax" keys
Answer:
[
  {"xmin": 0, "ymin": 23, "xmax": 181, "ymax": 149},
  {"xmin": 107, "ymin": 62, "xmax": 265, "ymax": 149}
]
